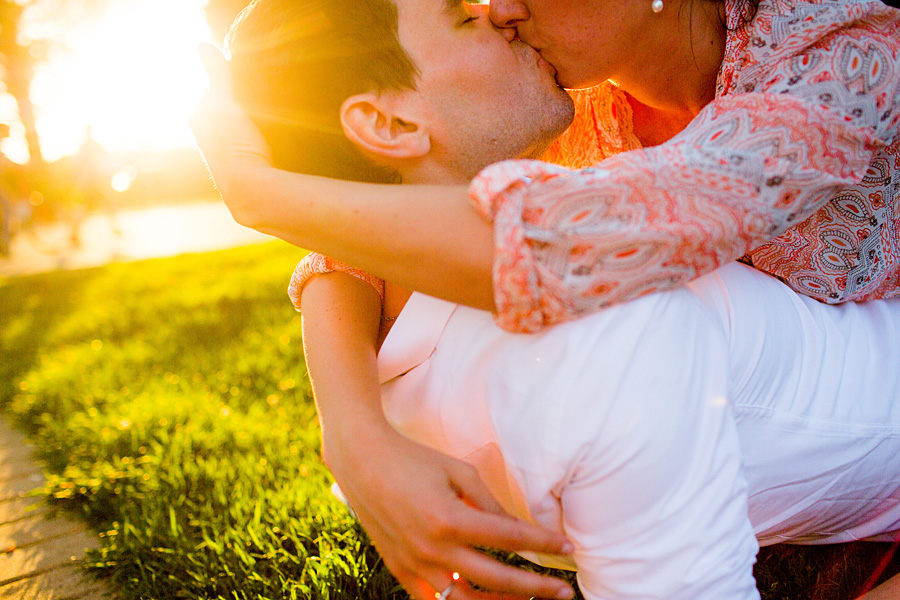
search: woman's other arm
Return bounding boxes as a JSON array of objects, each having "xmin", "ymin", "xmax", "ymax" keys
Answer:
[{"xmin": 299, "ymin": 272, "xmax": 574, "ymax": 600}]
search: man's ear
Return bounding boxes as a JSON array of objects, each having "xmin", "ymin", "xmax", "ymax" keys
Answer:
[{"xmin": 340, "ymin": 92, "xmax": 430, "ymax": 159}]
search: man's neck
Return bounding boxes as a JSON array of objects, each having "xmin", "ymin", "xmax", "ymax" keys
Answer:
[
  {"xmin": 400, "ymin": 137, "xmax": 560, "ymax": 185},
  {"xmin": 400, "ymin": 159, "xmax": 481, "ymax": 187}
]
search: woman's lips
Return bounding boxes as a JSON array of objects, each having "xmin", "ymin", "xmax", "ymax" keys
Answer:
[{"xmin": 537, "ymin": 52, "xmax": 557, "ymax": 78}]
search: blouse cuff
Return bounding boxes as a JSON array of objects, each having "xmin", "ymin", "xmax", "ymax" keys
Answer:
[
  {"xmin": 468, "ymin": 159, "xmax": 572, "ymax": 220},
  {"xmin": 468, "ymin": 160, "xmax": 582, "ymax": 333},
  {"xmin": 288, "ymin": 252, "xmax": 385, "ymax": 312}
]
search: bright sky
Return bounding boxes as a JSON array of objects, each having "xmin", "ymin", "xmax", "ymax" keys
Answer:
[{"xmin": 4, "ymin": 0, "xmax": 214, "ymax": 162}]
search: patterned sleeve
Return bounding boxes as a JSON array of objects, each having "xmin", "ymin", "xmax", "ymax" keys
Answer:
[
  {"xmin": 288, "ymin": 252, "xmax": 385, "ymax": 312},
  {"xmin": 470, "ymin": 0, "xmax": 900, "ymax": 333}
]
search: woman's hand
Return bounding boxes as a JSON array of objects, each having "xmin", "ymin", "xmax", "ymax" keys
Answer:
[
  {"xmin": 302, "ymin": 273, "xmax": 574, "ymax": 599},
  {"xmin": 190, "ymin": 43, "xmax": 271, "ymax": 226},
  {"xmin": 326, "ymin": 422, "xmax": 576, "ymax": 600}
]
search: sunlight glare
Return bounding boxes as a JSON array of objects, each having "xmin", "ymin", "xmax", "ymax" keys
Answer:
[
  {"xmin": 0, "ymin": 94, "xmax": 29, "ymax": 164},
  {"xmin": 111, "ymin": 165, "xmax": 139, "ymax": 192},
  {"xmin": 29, "ymin": 0, "xmax": 213, "ymax": 161}
]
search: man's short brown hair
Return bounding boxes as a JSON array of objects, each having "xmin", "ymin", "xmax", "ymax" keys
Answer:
[{"xmin": 226, "ymin": 0, "xmax": 419, "ymax": 183}]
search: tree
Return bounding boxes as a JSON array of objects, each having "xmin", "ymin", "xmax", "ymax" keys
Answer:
[
  {"xmin": 0, "ymin": 0, "xmax": 41, "ymax": 165},
  {"xmin": 0, "ymin": 0, "xmax": 249, "ymax": 171},
  {"xmin": 0, "ymin": 0, "xmax": 111, "ymax": 168}
]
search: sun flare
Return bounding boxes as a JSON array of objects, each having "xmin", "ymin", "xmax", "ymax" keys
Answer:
[{"xmin": 26, "ymin": 0, "xmax": 213, "ymax": 161}]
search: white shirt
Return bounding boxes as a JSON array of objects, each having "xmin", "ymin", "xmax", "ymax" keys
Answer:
[{"xmin": 376, "ymin": 263, "xmax": 900, "ymax": 600}]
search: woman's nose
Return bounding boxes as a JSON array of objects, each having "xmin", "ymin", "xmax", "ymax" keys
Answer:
[
  {"xmin": 470, "ymin": 4, "xmax": 517, "ymax": 41},
  {"xmin": 489, "ymin": 0, "xmax": 529, "ymax": 29}
]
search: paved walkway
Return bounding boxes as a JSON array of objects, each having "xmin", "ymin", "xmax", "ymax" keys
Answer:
[
  {"xmin": 0, "ymin": 422, "xmax": 109, "ymax": 600},
  {"xmin": 0, "ymin": 201, "xmax": 271, "ymax": 599}
]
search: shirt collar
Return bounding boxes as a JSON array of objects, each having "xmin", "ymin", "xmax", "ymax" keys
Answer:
[{"xmin": 377, "ymin": 292, "xmax": 458, "ymax": 383}]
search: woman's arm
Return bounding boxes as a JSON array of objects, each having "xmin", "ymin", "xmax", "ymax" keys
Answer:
[
  {"xmin": 299, "ymin": 271, "xmax": 575, "ymax": 600},
  {"xmin": 250, "ymin": 170, "xmax": 494, "ymax": 313}
]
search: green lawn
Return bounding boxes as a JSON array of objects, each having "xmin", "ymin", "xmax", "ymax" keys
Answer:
[{"xmin": 0, "ymin": 242, "xmax": 897, "ymax": 599}]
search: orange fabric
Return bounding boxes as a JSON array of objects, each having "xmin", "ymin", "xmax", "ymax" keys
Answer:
[{"xmin": 288, "ymin": 253, "xmax": 385, "ymax": 312}]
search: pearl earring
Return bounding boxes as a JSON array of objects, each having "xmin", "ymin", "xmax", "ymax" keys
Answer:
[{"xmin": 651, "ymin": 0, "xmax": 663, "ymax": 12}]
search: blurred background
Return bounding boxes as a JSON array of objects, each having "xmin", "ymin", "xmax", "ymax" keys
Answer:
[{"xmin": 0, "ymin": 0, "xmax": 262, "ymax": 275}]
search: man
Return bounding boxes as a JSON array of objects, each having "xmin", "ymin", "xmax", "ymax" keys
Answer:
[{"xmin": 199, "ymin": 0, "xmax": 900, "ymax": 597}]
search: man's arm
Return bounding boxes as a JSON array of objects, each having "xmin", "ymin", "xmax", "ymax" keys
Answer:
[{"xmin": 299, "ymin": 271, "xmax": 575, "ymax": 600}]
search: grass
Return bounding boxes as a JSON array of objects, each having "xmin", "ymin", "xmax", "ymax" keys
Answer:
[
  {"xmin": 0, "ymin": 241, "xmax": 897, "ymax": 599},
  {"xmin": 0, "ymin": 242, "xmax": 402, "ymax": 599}
]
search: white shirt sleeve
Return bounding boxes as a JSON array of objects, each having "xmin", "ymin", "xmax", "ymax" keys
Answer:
[{"xmin": 539, "ymin": 290, "xmax": 760, "ymax": 600}]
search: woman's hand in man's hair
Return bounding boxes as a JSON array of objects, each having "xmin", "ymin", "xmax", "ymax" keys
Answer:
[{"xmin": 191, "ymin": 42, "xmax": 273, "ymax": 228}]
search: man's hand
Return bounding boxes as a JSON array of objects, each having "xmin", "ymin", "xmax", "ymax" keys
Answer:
[
  {"xmin": 326, "ymin": 424, "xmax": 576, "ymax": 600},
  {"xmin": 190, "ymin": 43, "xmax": 272, "ymax": 225}
]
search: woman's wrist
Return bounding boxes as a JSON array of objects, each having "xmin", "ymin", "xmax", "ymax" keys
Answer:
[
  {"xmin": 218, "ymin": 160, "xmax": 285, "ymax": 230},
  {"xmin": 320, "ymin": 405, "xmax": 398, "ymax": 475}
]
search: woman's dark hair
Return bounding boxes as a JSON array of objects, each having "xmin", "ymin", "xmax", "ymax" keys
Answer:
[{"xmin": 226, "ymin": 0, "xmax": 419, "ymax": 183}]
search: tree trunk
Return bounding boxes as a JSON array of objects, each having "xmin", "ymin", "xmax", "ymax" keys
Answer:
[
  {"xmin": 1, "ymin": 0, "xmax": 44, "ymax": 167},
  {"xmin": 6, "ymin": 63, "xmax": 42, "ymax": 166}
]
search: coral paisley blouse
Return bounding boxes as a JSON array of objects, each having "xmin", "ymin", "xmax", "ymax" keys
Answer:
[{"xmin": 293, "ymin": 0, "xmax": 900, "ymax": 333}]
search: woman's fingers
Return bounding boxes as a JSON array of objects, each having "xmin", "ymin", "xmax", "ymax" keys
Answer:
[
  {"xmin": 356, "ymin": 490, "xmax": 575, "ymax": 599},
  {"xmin": 446, "ymin": 465, "xmax": 572, "ymax": 555},
  {"xmin": 332, "ymin": 435, "xmax": 575, "ymax": 599},
  {"xmin": 444, "ymin": 545, "xmax": 574, "ymax": 600},
  {"xmin": 410, "ymin": 494, "xmax": 574, "ymax": 599},
  {"xmin": 446, "ymin": 500, "xmax": 573, "ymax": 555},
  {"xmin": 192, "ymin": 43, "xmax": 267, "ymax": 159},
  {"xmin": 394, "ymin": 561, "xmax": 530, "ymax": 600},
  {"xmin": 189, "ymin": 44, "xmax": 273, "ymax": 216},
  {"xmin": 197, "ymin": 42, "xmax": 232, "ymax": 98},
  {"xmin": 449, "ymin": 578, "xmax": 533, "ymax": 600},
  {"xmin": 381, "ymin": 498, "xmax": 574, "ymax": 599},
  {"xmin": 397, "ymin": 548, "xmax": 571, "ymax": 600}
]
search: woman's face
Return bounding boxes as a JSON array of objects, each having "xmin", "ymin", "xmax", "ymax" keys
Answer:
[{"xmin": 489, "ymin": 0, "xmax": 657, "ymax": 89}]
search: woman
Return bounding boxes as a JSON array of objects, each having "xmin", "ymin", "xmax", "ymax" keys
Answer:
[{"xmin": 192, "ymin": 0, "xmax": 900, "ymax": 596}]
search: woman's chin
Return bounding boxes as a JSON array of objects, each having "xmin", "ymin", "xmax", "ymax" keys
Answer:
[{"xmin": 552, "ymin": 66, "xmax": 605, "ymax": 90}]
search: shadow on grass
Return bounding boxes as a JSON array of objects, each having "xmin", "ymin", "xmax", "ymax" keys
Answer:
[
  {"xmin": 0, "ymin": 268, "xmax": 99, "ymax": 414},
  {"xmin": 755, "ymin": 541, "xmax": 900, "ymax": 600}
]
